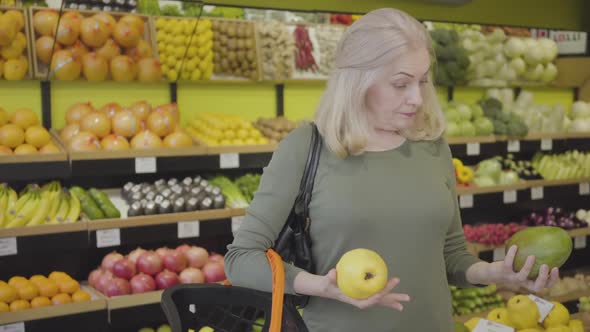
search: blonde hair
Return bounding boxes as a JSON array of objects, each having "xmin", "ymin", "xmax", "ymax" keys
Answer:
[{"xmin": 314, "ymin": 8, "xmax": 445, "ymax": 158}]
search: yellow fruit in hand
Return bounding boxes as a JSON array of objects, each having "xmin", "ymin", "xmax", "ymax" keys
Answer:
[
  {"xmin": 543, "ymin": 302, "xmax": 570, "ymax": 328},
  {"xmin": 335, "ymin": 248, "xmax": 388, "ymax": 300}
]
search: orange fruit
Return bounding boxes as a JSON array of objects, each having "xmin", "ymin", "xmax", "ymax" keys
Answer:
[
  {"xmin": 51, "ymin": 293, "xmax": 71, "ymax": 305},
  {"xmin": 58, "ymin": 279, "xmax": 79, "ymax": 294},
  {"xmin": 0, "ymin": 280, "xmax": 7, "ymax": 287},
  {"xmin": 8, "ymin": 276, "xmax": 28, "ymax": 288},
  {"xmin": 0, "ymin": 284, "xmax": 18, "ymax": 303},
  {"xmin": 9, "ymin": 299, "xmax": 30, "ymax": 311},
  {"xmin": 37, "ymin": 279, "xmax": 59, "ymax": 298},
  {"xmin": 30, "ymin": 296, "xmax": 52, "ymax": 308},
  {"xmin": 48, "ymin": 271, "xmax": 71, "ymax": 282},
  {"xmin": 29, "ymin": 275, "xmax": 48, "ymax": 286},
  {"xmin": 17, "ymin": 282, "xmax": 39, "ymax": 301},
  {"xmin": 72, "ymin": 290, "xmax": 91, "ymax": 302},
  {"xmin": 0, "ymin": 301, "xmax": 8, "ymax": 312}
]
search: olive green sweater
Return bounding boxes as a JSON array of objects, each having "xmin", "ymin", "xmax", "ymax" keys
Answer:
[{"xmin": 225, "ymin": 124, "xmax": 481, "ymax": 332}]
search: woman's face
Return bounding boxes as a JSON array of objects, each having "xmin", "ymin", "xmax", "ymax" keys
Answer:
[{"xmin": 365, "ymin": 47, "xmax": 430, "ymax": 133}]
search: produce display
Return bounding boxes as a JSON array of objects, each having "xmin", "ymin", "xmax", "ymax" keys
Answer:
[
  {"xmin": 137, "ymin": 324, "xmax": 171, "ymax": 332},
  {"xmin": 0, "ymin": 272, "xmax": 91, "ymax": 312},
  {"xmin": 450, "ymin": 284, "xmax": 504, "ymax": 316},
  {"xmin": 65, "ymin": 0, "xmax": 138, "ymax": 13},
  {"xmin": 211, "ymin": 19, "xmax": 259, "ymax": 80},
  {"xmin": 256, "ymin": 21, "xmax": 295, "ymax": 81},
  {"xmin": 314, "ymin": 24, "xmax": 345, "ymax": 77},
  {"xmin": 32, "ymin": 9, "xmax": 160, "ymax": 81},
  {"xmin": 575, "ymin": 209, "xmax": 590, "ymax": 224},
  {"xmin": 479, "ymin": 97, "xmax": 529, "ymax": 137},
  {"xmin": 153, "ymin": 17, "xmax": 213, "ymax": 81},
  {"xmin": 545, "ymin": 273, "xmax": 590, "ymax": 298},
  {"xmin": 234, "ymin": 173, "xmax": 261, "ymax": 204},
  {"xmin": 186, "ymin": 113, "xmax": 269, "ymax": 146},
  {"xmin": 0, "ymin": 0, "xmax": 18, "ymax": 6},
  {"xmin": 472, "ymin": 157, "xmax": 521, "ymax": 187},
  {"xmin": 89, "ymin": 245, "xmax": 225, "ymax": 297},
  {"xmin": 431, "ymin": 28, "xmax": 470, "ymax": 86},
  {"xmin": 463, "ymin": 223, "xmax": 526, "ymax": 246},
  {"xmin": 568, "ymin": 101, "xmax": 590, "ymax": 134},
  {"xmin": 209, "ymin": 176, "xmax": 248, "ymax": 208},
  {"xmin": 497, "ymin": 154, "xmax": 540, "ymax": 180},
  {"xmin": 121, "ymin": 176, "xmax": 225, "ymax": 217},
  {"xmin": 580, "ymin": 296, "xmax": 590, "ymax": 313},
  {"xmin": 0, "ymin": 107, "xmax": 60, "ymax": 154},
  {"xmin": 70, "ymin": 186, "xmax": 120, "ymax": 220},
  {"xmin": 521, "ymin": 207, "xmax": 589, "ymax": 230},
  {"xmin": 59, "ymin": 101, "xmax": 196, "ymax": 151},
  {"xmin": 444, "ymin": 102, "xmax": 494, "ymax": 137},
  {"xmin": 0, "ymin": 9, "xmax": 29, "ymax": 80},
  {"xmin": 532, "ymin": 150, "xmax": 590, "ymax": 181},
  {"xmin": 293, "ymin": 24, "xmax": 318, "ymax": 73},
  {"xmin": 252, "ymin": 117, "xmax": 298, "ymax": 143},
  {"xmin": 452, "ymin": 158, "xmax": 474, "ymax": 186}
]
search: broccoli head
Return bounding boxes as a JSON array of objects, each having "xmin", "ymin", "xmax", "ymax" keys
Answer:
[
  {"xmin": 431, "ymin": 29, "xmax": 452, "ymax": 46},
  {"xmin": 434, "ymin": 65, "xmax": 452, "ymax": 86},
  {"xmin": 493, "ymin": 121, "xmax": 508, "ymax": 135}
]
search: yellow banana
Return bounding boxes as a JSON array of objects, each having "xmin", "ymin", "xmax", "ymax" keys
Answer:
[
  {"xmin": 64, "ymin": 192, "xmax": 80, "ymax": 223},
  {"xmin": 0, "ymin": 187, "xmax": 8, "ymax": 227},
  {"xmin": 6, "ymin": 191, "xmax": 32, "ymax": 223},
  {"xmin": 45, "ymin": 190, "xmax": 62, "ymax": 223},
  {"xmin": 6, "ymin": 187, "xmax": 17, "ymax": 211},
  {"xmin": 27, "ymin": 191, "xmax": 53, "ymax": 227},
  {"xmin": 53, "ymin": 192, "xmax": 69, "ymax": 224},
  {"xmin": 6, "ymin": 192, "xmax": 41, "ymax": 228}
]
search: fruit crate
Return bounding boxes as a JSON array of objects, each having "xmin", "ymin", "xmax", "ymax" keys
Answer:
[
  {"xmin": 28, "ymin": 7, "xmax": 157, "ymax": 80},
  {"xmin": 0, "ymin": 130, "xmax": 68, "ymax": 163},
  {"xmin": 0, "ymin": 6, "xmax": 34, "ymax": 80}
]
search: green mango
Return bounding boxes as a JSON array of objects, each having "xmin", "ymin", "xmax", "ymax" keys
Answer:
[{"xmin": 505, "ymin": 226, "xmax": 573, "ymax": 279}]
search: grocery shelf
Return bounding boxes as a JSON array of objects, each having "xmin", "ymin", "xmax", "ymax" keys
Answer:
[
  {"xmin": 0, "ymin": 221, "xmax": 87, "ymax": 238},
  {"xmin": 106, "ymin": 290, "xmax": 166, "ymax": 329},
  {"xmin": 0, "ymin": 152, "xmax": 70, "ymax": 182},
  {"xmin": 457, "ymin": 178, "xmax": 590, "ymax": 196}
]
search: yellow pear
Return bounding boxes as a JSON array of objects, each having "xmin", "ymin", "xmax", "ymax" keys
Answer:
[
  {"xmin": 464, "ymin": 317, "xmax": 481, "ymax": 331},
  {"xmin": 568, "ymin": 320, "xmax": 583, "ymax": 332},
  {"xmin": 545, "ymin": 325, "xmax": 572, "ymax": 332},
  {"xmin": 487, "ymin": 308, "xmax": 513, "ymax": 327},
  {"xmin": 507, "ymin": 295, "xmax": 540, "ymax": 330},
  {"xmin": 543, "ymin": 302, "xmax": 570, "ymax": 328}
]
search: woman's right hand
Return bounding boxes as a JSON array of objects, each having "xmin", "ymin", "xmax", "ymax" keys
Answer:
[{"xmin": 320, "ymin": 269, "xmax": 411, "ymax": 311}]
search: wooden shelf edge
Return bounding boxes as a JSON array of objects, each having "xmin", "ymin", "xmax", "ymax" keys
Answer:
[
  {"xmin": 68, "ymin": 146, "xmax": 209, "ymax": 161},
  {"xmin": 107, "ymin": 290, "xmax": 164, "ymax": 310},
  {"xmin": 457, "ymin": 178, "xmax": 590, "ymax": 195},
  {"xmin": 0, "ymin": 222, "xmax": 87, "ymax": 238},
  {"xmin": 87, "ymin": 209, "xmax": 234, "ymax": 230},
  {"xmin": 447, "ymin": 136, "xmax": 497, "ymax": 145},
  {"xmin": 231, "ymin": 208, "xmax": 247, "ymax": 216},
  {"xmin": 207, "ymin": 144, "xmax": 278, "ymax": 155}
]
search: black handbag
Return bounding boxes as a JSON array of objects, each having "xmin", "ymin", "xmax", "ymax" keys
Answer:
[{"xmin": 273, "ymin": 123, "xmax": 322, "ymax": 305}]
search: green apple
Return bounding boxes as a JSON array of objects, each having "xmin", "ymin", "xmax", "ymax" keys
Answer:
[{"xmin": 336, "ymin": 248, "xmax": 388, "ymax": 300}]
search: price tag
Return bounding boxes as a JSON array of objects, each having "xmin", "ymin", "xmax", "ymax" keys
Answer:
[
  {"xmin": 96, "ymin": 229, "xmax": 121, "ymax": 248},
  {"xmin": 541, "ymin": 139, "xmax": 553, "ymax": 151},
  {"xmin": 0, "ymin": 237, "xmax": 17, "ymax": 257},
  {"xmin": 507, "ymin": 140, "xmax": 520, "ymax": 152},
  {"xmin": 0, "ymin": 322, "xmax": 25, "ymax": 332},
  {"xmin": 220, "ymin": 153, "xmax": 240, "ymax": 169},
  {"xmin": 493, "ymin": 248, "xmax": 506, "ymax": 261},
  {"xmin": 528, "ymin": 295, "xmax": 555, "ymax": 322},
  {"xmin": 178, "ymin": 221, "xmax": 200, "ymax": 239},
  {"xmin": 459, "ymin": 195, "xmax": 474, "ymax": 208},
  {"xmin": 135, "ymin": 157, "xmax": 157, "ymax": 174},
  {"xmin": 231, "ymin": 216, "xmax": 244, "ymax": 233},
  {"xmin": 580, "ymin": 182, "xmax": 590, "ymax": 195},
  {"xmin": 473, "ymin": 319, "xmax": 514, "ymax": 332},
  {"xmin": 466, "ymin": 143, "xmax": 480, "ymax": 156},
  {"xmin": 503, "ymin": 190, "xmax": 517, "ymax": 204},
  {"xmin": 531, "ymin": 186, "xmax": 544, "ymax": 200},
  {"xmin": 575, "ymin": 236, "xmax": 587, "ymax": 249},
  {"xmin": 549, "ymin": 30, "xmax": 588, "ymax": 55}
]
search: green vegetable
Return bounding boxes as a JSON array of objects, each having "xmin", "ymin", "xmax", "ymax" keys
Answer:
[
  {"xmin": 137, "ymin": 0, "xmax": 160, "ymax": 15},
  {"xmin": 88, "ymin": 188, "xmax": 120, "ymax": 219},
  {"xmin": 234, "ymin": 173, "xmax": 261, "ymax": 203},
  {"xmin": 209, "ymin": 176, "xmax": 249, "ymax": 208},
  {"xmin": 160, "ymin": 4, "xmax": 182, "ymax": 17},
  {"xmin": 70, "ymin": 187, "xmax": 105, "ymax": 220}
]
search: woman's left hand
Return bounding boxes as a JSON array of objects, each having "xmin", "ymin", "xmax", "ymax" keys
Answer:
[{"xmin": 489, "ymin": 245, "xmax": 560, "ymax": 293}]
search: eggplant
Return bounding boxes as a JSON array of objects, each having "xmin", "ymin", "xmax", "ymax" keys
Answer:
[
  {"xmin": 199, "ymin": 179, "xmax": 209, "ymax": 188},
  {"xmin": 186, "ymin": 197, "xmax": 199, "ymax": 211},
  {"xmin": 167, "ymin": 178, "xmax": 179, "ymax": 187},
  {"xmin": 182, "ymin": 177, "xmax": 193, "ymax": 187},
  {"xmin": 213, "ymin": 195, "xmax": 225, "ymax": 209},
  {"xmin": 145, "ymin": 191, "xmax": 156, "ymax": 202},
  {"xmin": 173, "ymin": 197, "xmax": 186, "ymax": 213},
  {"xmin": 199, "ymin": 197, "xmax": 213, "ymax": 210},
  {"xmin": 158, "ymin": 200, "xmax": 172, "ymax": 214},
  {"xmin": 193, "ymin": 176, "xmax": 202, "ymax": 184},
  {"xmin": 144, "ymin": 201, "xmax": 157, "ymax": 215},
  {"xmin": 127, "ymin": 201, "xmax": 143, "ymax": 217},
  {"xmin": 154, "ymin": 195, "xmax": 164, "ymax": 205},
  {"xmin": 161, "ymin": 188, "xmax": 172, "ymax": 198},
  {"xmin": 211, "ymin": 187, "xmax": 222, "ymax": 197},
  {"xmin": 131, "ymin": 191, "xmax": 143, "ymax": 202}
]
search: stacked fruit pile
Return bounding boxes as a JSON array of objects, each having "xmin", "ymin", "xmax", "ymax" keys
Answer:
[
  {"xmin": 234, "ymin": 173, "xmax": 261, "ymax": 204},
  {"xmin": 462, "ymin": 295, "xmax": 584, "ymax": 332},
  {"xmin": 70, "ymin": 186, "xmax": 120, "ymax": 220},
  {"xmin": 0, "ymin": 272, "xmax": 91, "ymax": 312},
  {"xmin": 187, "ymin": 113, "xmax": 268, "ymax": 146},
  {"xmin": 89, "ymin": 245, "xmax": 226, "ymax": 297},
  {"xmin": 211, "ymin": 19, "xmax": 259, "ymax": 80},
  {"xmin": 32, "ymin": 10, "xmax": 160, "ymax": 81},
  {"xmin": 121, "ymin": 176, "xmax": 225, "ymax": 217},
  {"xmin": 257, "ymin": 21, "xmax": 294, "ymax": 81},
  {"xmin": 521, "ymin": 207, "xmax": 589, "ymax": 230},
  {"xmin": 463, "ymin": 223, "xmax": 526, "ymax": 246},
  {"xmin": 443, "ymin": 102, "xmax": 494, "ymax": 137},
  {"xmin": 450, "ymin": 284, "xmax": 504, "ymax": 316},
  {"xmin": 252, "ymin": 117, "xmax": 299, "ymax": 143},
  {"xmin": 546, "ymin": 273, "xmax": 590, "ymax": 298},
  {"xmin": 472, "ymin": 157, "xmax": 522, "ymax": 187},
  {"xmin": 479, "ymin": 97, "xmax": 529, "ymax": 137},
  {"xmin": 0, "ymin": 108, "xmax": 60, "ymax": 155},
  {"xmin": 0, "ymin": 182, "xmax": 81, "ymax": 228},
  {"xmin": 0, "ymin": 9, "xmax": 29, "ymax": 80},
  {"xmin": 60, "ymin": 101, "xmax": 195, "ymax": 151},
  {"xmin": 154, "ymin": 17, "xmax": 213, "ymax": 81},
  {"xmin": 567, "ymin": 101, "xmax": 590, "ymax": 133},
  {"xmin": 431, "ymin": 28, "xmax": 470, "ymax": 86},
  {"xmin": 532, "ymin": 150, "xmax": 590, "ymax": 181}
]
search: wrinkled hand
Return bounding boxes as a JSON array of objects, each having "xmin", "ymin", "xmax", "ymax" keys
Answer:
[
  {"xmin": 490, "ymin": 245, "xmax": 560, "ymax": 293},
  {"xmin": 320, "ymin": 269, "xmax": 411, "ymax": 311}
]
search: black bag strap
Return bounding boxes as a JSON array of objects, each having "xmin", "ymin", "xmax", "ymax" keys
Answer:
[{"xmin": 293, "ymin": 123, "xmax": 322, "ymax": 225}]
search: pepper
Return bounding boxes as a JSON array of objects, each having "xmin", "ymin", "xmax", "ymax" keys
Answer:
[{"xmin": 457, "ymin": 166, "xmax": 474, "ymax": 185}]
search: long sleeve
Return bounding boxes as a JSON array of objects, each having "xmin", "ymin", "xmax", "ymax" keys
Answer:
[
  {"xmin": 224, "ymin": 124, "xmax": 314, "ymax": 295},
  {"xmin": 440, "ymin": 139, "xmax": 482, "ymax": 288}
]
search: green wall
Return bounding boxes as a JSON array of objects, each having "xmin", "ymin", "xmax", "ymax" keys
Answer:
[{"xmin": 209, "ymin": 0, "xmax": 587, "ymax": 31}]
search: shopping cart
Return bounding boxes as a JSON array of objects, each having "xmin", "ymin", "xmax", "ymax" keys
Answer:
[{"xmin": 161, "ymin": 249, "xmax": 309, "ymax": 332}]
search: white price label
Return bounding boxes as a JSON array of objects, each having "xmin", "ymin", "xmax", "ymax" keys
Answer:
[
  {"xmin": 473, "ymin": 319, "xmax": 514, "ymax": 332},
  {"xmin": 493, "ymin": 248, "xmax": 506, "ymax": 261},
  {"xmin": 0, "ymin": 237, "xmax": 17, "ymax": 257},
  {"xmin": 135, "ymin": 157, "xmax": 157, "ymax": 174},
  {"xmin": 580, "ymin": 182, "xmax": 590, "ymax": 195},
  {"xmin": 503, "ymin": 190, "xmax": 517, "ymax": 204},
  {"xmin": 507, "ymin": 140, "xmax": 520, "ymax": 152},
  {"xmin": 531, "ymin": 187, "xmax": 544, "ymax": 200},
  {"xmin": 96, "ymin": 229, "xmax": 121, "ymax": 248},
  {"xmin": 232, "ymin": 216, "xmax": 244, "ymax": 233},
  {"xmin": 466, "ymin": 143, "xmax": 480, "ymax": 156},
  {"xmin": 574, "ymin": 235, "xmax": 587, "ymax": 249},
  {"xmin": 528, "ymin": 295, "xmax": 555, "ymax": 322},
  {"xmin": 0, "ymin": 322, "xmax": 25, "ymax": 332},
  {"xmin": 220, "ymin": 153, "xmax": 240, "ymax": 169},
  {"xmin": 549, "ymin": 30, "xmax": 588, "ymax": 55},
  {"xmin": 459, "ymin": 195, "xmax": 474, "ymax": 208},
  {"xmin": 541, "ymin": 139, "xmax": 553, "ymax": 151},
  {"xmin": 178, "ymin": 221, "xmax": 200, "ymax": 239}
]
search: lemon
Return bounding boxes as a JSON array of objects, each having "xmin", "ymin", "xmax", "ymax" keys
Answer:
[
  {"xmin": 185, "ymin": 59, "xmax": 197, "ymax": 72},
  {"xmin": 172, "ymin": 25, "xmax": 183, "ymax": 36},
  {"xmin": 173, "ymin": 35, "xmax": 185, "ymax": 46},
  {"xmin": 174, "ymin": 61, "xmax": 182, "ymax": 72},
  {"xmin": 164, "ymin": 21, "xmax": 176, "ymax": 34},
  {"xmin": 184, "ymin": 21, "xmax": 197, "ymax": 35},
  {"xmin": 174, "ymin": 46, "xmax": 186, "ymax": 59},
  {"xmin": 180, "ymin": 70, "xmax": 190, "ymax": 80},
  {"xmin": 187, "ymin": 46, "xmax": 198, "ymax": 58},
  {"xmin": 165, "ymin": 44, "xmax": 175, "ymax": 55},
  {"xmin": 190, "ymin": 69, "xmax": 201, "ymax": 81},
  {"xmin": 161, "ymin": 64, "xmax": 169, "ymax": 74},
  {"xmin": 155, "ymin": 18, "xmax": 167, "ymax": 29},
  {"xmin": 166, "ymin": 55, "xmax": 177, "ymax": 68},
  {"xmin": 166, "ymin": 69, "xmax": 178, "ymax": 81}
]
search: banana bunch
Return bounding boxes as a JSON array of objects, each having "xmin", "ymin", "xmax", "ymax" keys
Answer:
[{"xmin": 0, "ymin": 0, "xmax": 17, "ymax": 6}]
